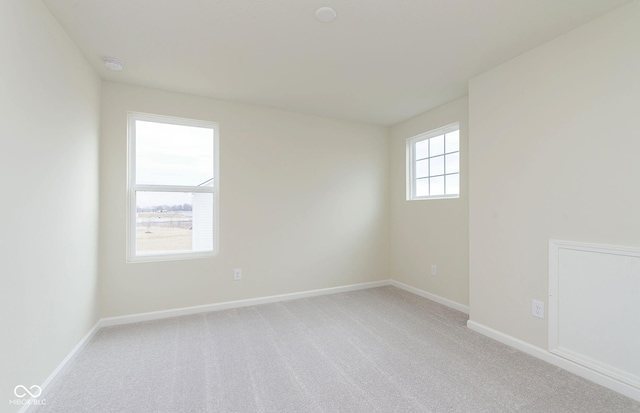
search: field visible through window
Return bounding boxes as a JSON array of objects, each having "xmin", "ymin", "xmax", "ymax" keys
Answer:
[
  {"xmin": 128, "ymin": 113, "xmax": 218, "ymax": 260},
  {"xmin": 136, "ymin": 210, "xmax": 193, "ymax": 254}
]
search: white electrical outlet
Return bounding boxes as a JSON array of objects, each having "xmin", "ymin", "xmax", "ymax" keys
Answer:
[
  {"xmin": 234, "ymin": 269, "xmax": 242, "ymax": 281},
  {"xmin": 431, "ymin": 265, "xmax": 437, "ymax": 276},
  {"xmin": 532, "ymin": 300, "xmax": 544, "ymax": 319}
]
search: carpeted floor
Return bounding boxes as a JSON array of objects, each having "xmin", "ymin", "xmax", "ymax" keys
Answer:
[{"xmin": 34, "ymin": 286, "xmax": 640, "ymax": 412}]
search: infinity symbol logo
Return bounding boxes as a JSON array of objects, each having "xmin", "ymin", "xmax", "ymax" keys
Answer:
[{"xmin": 14, "ymin": 385, "xmax": 42, "ymax": 398}]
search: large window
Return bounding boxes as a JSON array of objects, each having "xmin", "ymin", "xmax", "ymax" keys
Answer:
[
  {"xmin": 128, "ymin": 113, "xmax": 219, "ymax": 262},
  {"xmin": 407, "ymin": 123, "xmax": 460, "ymax": 200}
]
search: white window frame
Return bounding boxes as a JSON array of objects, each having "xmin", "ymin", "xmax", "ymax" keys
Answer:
[
  {"xmin": 406, "ymin": 122, "xmax": 460, "ymax": 200},
  {"xmin": 127, "ymin": 112, "xmax": 220, "ymax": 263}
]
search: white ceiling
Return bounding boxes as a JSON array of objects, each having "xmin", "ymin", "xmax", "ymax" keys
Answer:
[{"xmin": 42, "ymin": 0, "xmax": 629, "ymax": 126}]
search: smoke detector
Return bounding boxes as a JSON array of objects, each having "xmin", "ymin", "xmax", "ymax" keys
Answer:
[
  {"xmin": 315, "ymin": 7, "xmax": 337, "ymax": 23},
  {"xmin": 103, "ymin": 57, "xmax": 124, "ymax": 71}
]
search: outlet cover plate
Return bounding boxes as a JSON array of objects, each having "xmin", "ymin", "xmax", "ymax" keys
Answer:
[{"xmin": 532, "ymin": 300, "xmax": 544, "ymax": 319}]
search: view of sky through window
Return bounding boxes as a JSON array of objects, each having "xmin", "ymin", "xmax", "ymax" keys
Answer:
[{"xmin": 135, "ymin": 120, "xmax": 214, "ymax": 207}]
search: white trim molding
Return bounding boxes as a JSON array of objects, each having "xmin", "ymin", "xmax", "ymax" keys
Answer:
[
  {"xmin": 101, "ymin": 280, "xmax": 392, "ymax": 327},
  {"xmin": 549, "ymin": 239, "xmax": 640, "ymax": 391},
  {"xmin": 22, "ymin": 279, "xmax": 639, "ymax": 411},
  {"xmin": 467, "ymin": 320, "xmax": 640, "ymax": 403},
  {"xmin": 406, "ymin": 122, "xmax": 461, "ymax": 201},
  {"xmin": 20, "ymin": 322, "xmax": 102, "ymax": 413},
  {"xmin": 126, "ymin": 111, "xmax": 220, "ymax": 263},
  {"xmin": 390, "ymin": 280, "xmax": 469, "ymax": 314},
  {"xmin": 23, "ymin": 280, "xmax": 391, "ymax": 412}
]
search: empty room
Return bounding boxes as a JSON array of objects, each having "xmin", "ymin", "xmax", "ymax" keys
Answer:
[{"xmin": 2, "ymin": 0, "xmax": 639, "ymax": 412}]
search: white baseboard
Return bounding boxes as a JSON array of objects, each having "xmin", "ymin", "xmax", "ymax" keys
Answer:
[
  {"xmin": 389, "ymin": 280, "xmax": 469, "ymax": 314},
  {"xmin": 467, "ymin": 320, "xmax": 640, "ymax": 402},
  {"xmin": 20, "ymin": 321, "xmax": 102, "ymax": 413},
  {"xmin": 20, "ymin": 280, "xmax": 391, "ymax": 412},
  {"xmin": 20, "ymin": 281, "xmax": 640, "ymax": 410},
  {"xmin": 101, "ymin": 280, "xmax": 391, "ymax": 327}
]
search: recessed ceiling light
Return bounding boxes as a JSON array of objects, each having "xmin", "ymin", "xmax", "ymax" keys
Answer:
[
  {"xmin": 315, "ymin": 7, "xmax": 337, "ymax": 23},
  {"xmin": 103, "ymin": 57, "xmax": 124, "ymax": 71}
]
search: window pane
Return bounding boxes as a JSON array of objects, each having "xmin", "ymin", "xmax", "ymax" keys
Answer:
[
  {"xmin": 430, "ymin": 135, "xmax": 445, "ymax": 157},
  {"xmin": 136, "ymin": 191, "xmax": 213, "ymax": 255},
  {"xmin": 430, "ymin": 155, "xmax": 445, "ymax": 176},
  {"xmin": 416, "ymin": 159, "xmax": 429, "ymax": 178},
  {"xmin": 446, "ymin": 173, "xmax": 460, "ymax": 195},
  {"xmin": 136, "ymin": 120, "xmax": 214, "ymax": 186},
  {"xmin": 445, "ymin": 152, "xmax": 459, "ymax": 174},
  {"xmin": 445, "ymin": 130, "xmax": 459, "ymax": 153},
  {"xmin": 415, "ymin": 139, "xmax": 429, "ymax": 159},
  {"xmin": 416, "ymin": 178, "xmax": 429, "ymax": 197},
  {"xmin": 430, "ymin": 176, "xmax": 445, "ymax": 196}
]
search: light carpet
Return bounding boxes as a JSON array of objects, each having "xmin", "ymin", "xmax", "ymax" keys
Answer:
[{"xmin": 33, "ymin": 286, "xmax": 640, "ymax": 412}]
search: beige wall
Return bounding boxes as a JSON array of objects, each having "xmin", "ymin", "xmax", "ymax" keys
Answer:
[
  {"xmin": 99, "ymin": 82, "xmax": 389, "ymax": 317},
  {"xmin": 468, "ymin": 0, "xmax": 640, "ymax": 349},
  {"xmin": 389, "ymin": 97, "xmax": 469, "ymax": 306},
  {"xmin": 0, "ymin": 0, "xmax": 101, "ymax": 408},
  {"xmin": 6, "ymin": 0, "xmax": 637, "ymax": 405}
]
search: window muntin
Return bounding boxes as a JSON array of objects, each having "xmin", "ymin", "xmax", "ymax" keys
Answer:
[
  {"xmin": 407, "ymin": 123, "xmax": 460, "ymax": 200},
  {"xmin": 128, "ymin": 113, "xmax": 219, "ymax": 262}
]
